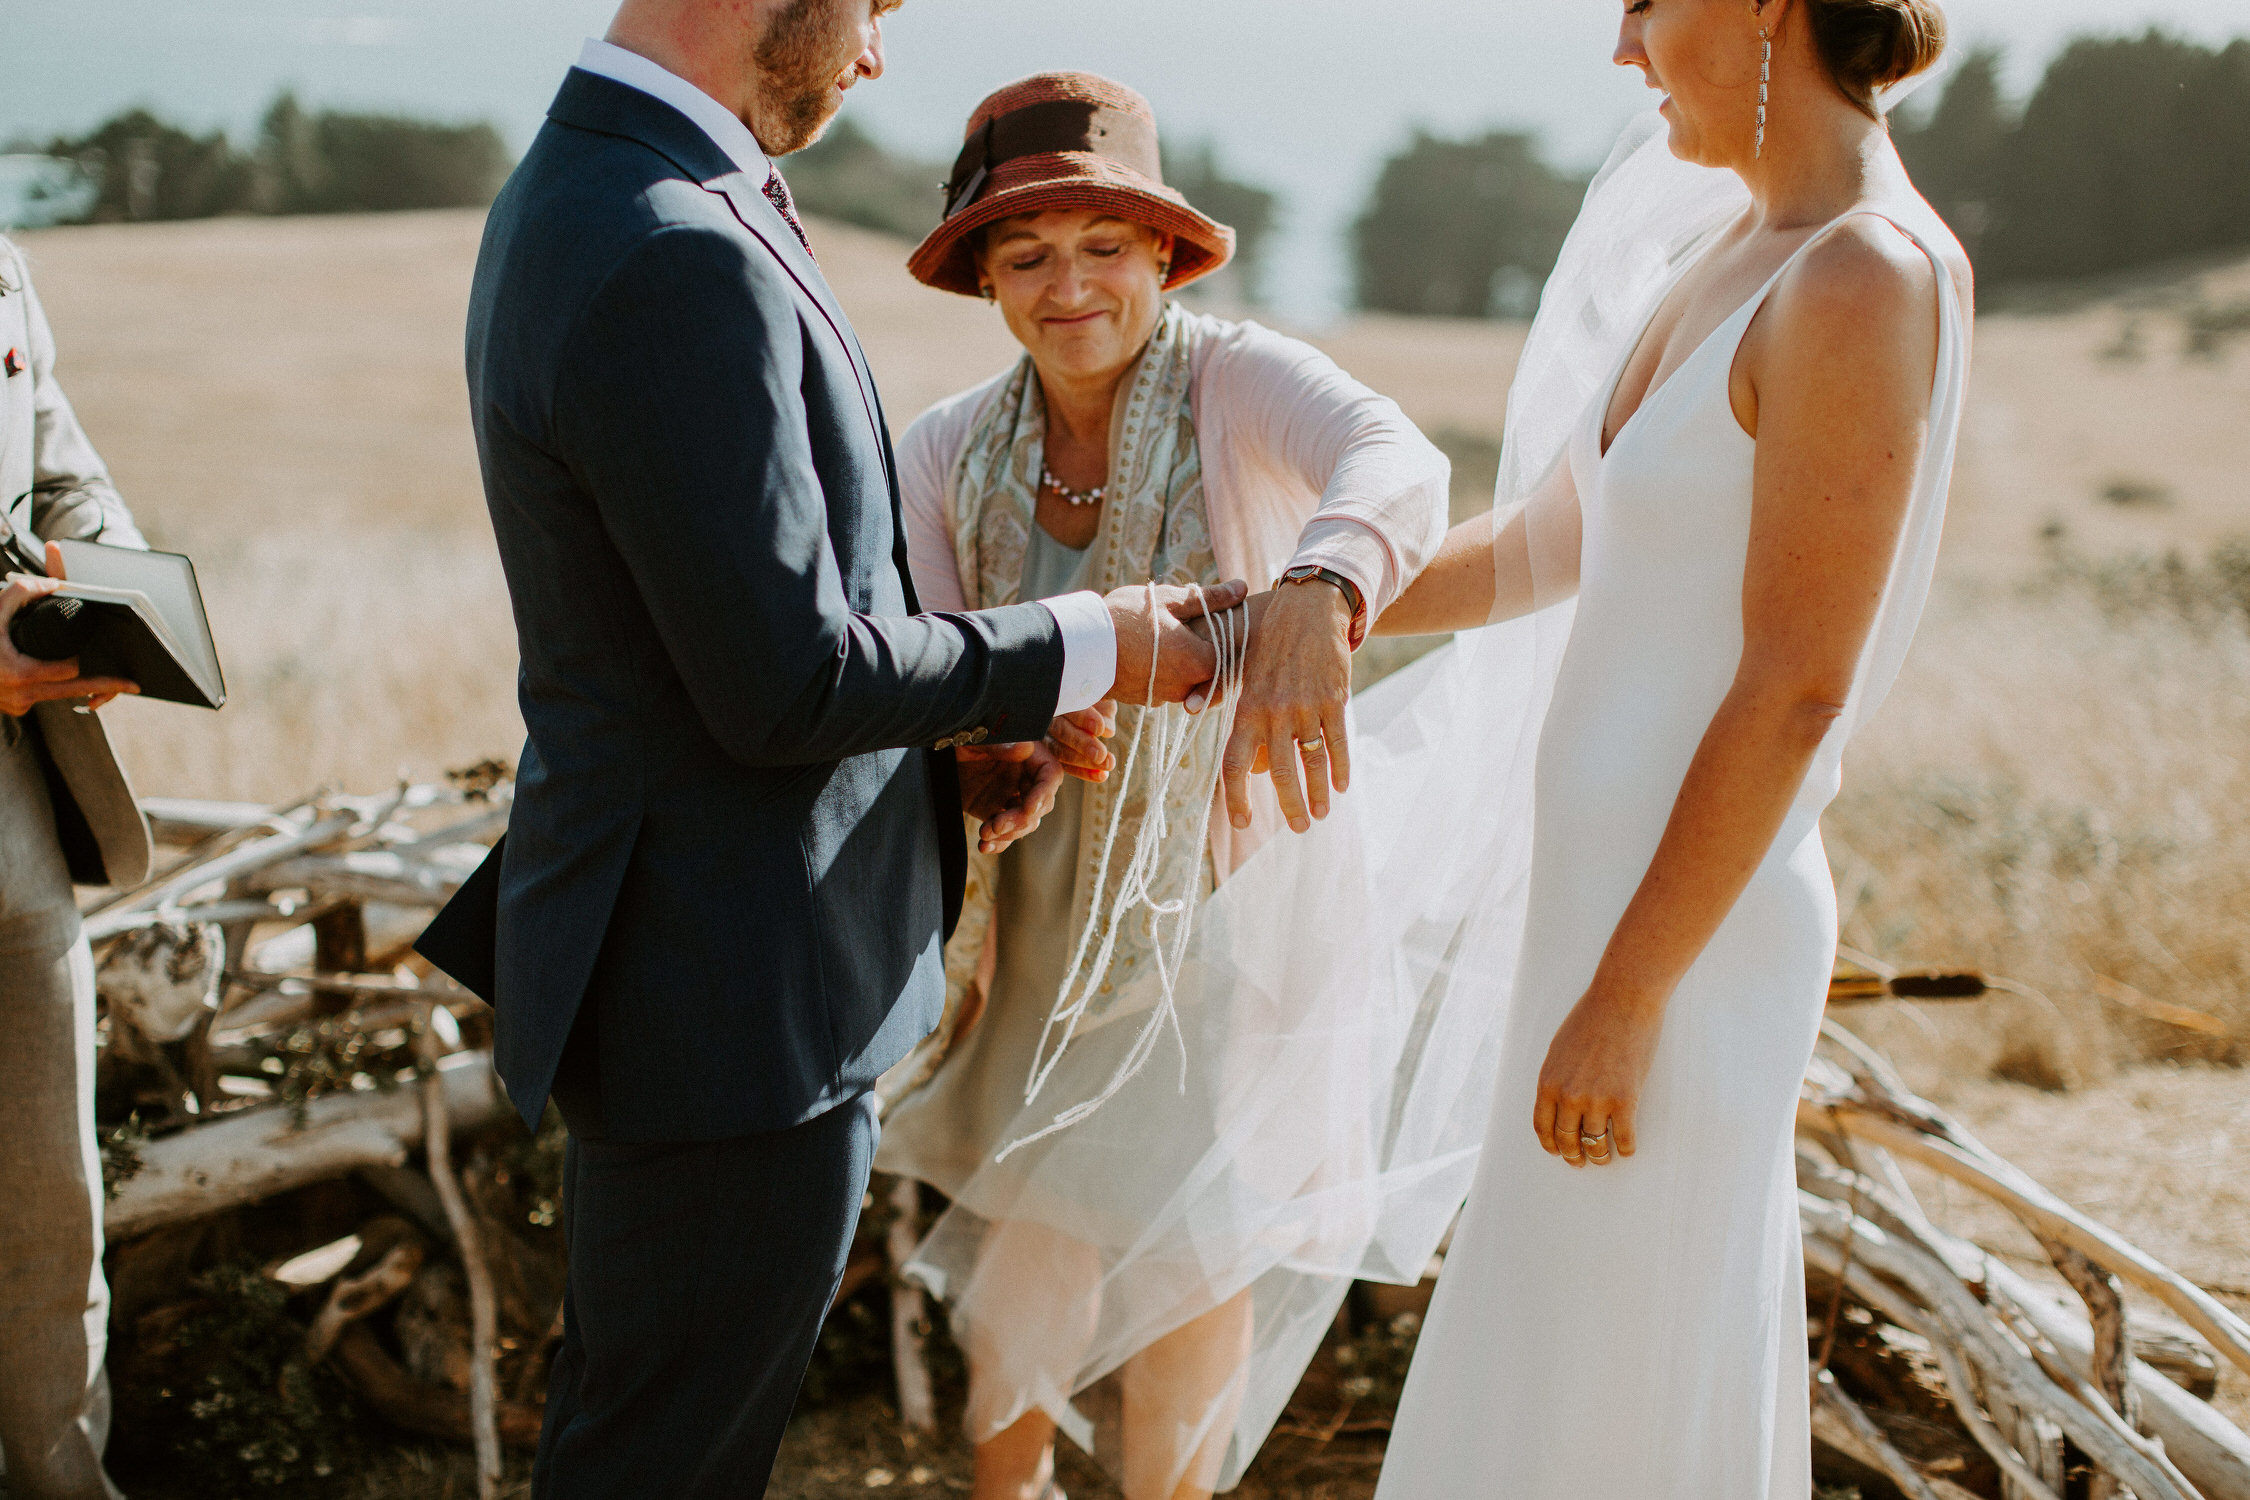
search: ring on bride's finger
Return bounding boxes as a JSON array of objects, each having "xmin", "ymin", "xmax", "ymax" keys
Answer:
[{"xmin": 1297, "ymin": 735, "xmax": 1326, "ymax": 752}]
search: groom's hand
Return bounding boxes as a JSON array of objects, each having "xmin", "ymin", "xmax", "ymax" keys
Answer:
[
  {"xmin": 1102, "ymin": 580, "xmax": 1250, "ymax": 708},
  {"xmin": 956, "ymin": 740, "xmax": 1066, "ymax": 854}
]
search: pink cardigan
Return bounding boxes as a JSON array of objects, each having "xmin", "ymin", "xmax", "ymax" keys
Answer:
[{"xmin": 898, "ymin": 310, "xmax": 1450, "ymax": 875}]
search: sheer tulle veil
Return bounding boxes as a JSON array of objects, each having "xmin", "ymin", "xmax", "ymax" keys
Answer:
[{"xmin": 899, "ymin": 102, "xmax": 1967, "ymax": 1492}]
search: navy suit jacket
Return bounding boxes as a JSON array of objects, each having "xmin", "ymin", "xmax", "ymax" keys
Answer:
[{"xmin": 424, "ymin": 69, "xmax": 1066, "ymax": 1140}]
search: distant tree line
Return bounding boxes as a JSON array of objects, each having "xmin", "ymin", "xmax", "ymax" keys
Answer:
[
  {"xmin": 27, "ymin": 92, "xmax": 510, "ymax": 223},
  {"xmin": 1897, "ymin": 31, "xmax": 2250, "ymax": 284},
  {"xmin": 1357, "ymin": 27, "xmax": 2250, "ymax": 318},
  {"xmin": 1353, "ymin": 129, "xmax": 1587, "ymax": 319},
  {"xmin": 27, "ymin": 95, "xmax": 1286, "ymax": 301}
]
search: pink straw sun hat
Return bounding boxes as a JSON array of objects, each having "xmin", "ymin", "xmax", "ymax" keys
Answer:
[{"xmin": 907, "ymin": 72, "xmax": 1237, "ymax": 298}]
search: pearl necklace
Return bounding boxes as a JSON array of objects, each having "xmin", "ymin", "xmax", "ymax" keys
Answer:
[{"xmin": 1040, "ymin": 461, "xmax": 1106, "ymax": 508}]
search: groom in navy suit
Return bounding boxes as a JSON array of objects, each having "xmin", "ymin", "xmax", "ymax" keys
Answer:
[{"xmin": 419, "ymin": 0, "xmax": 1242, "ymax": 1491}]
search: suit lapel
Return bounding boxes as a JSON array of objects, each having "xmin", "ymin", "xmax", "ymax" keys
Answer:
[
  {"xmin": 711, "ymin": 177, "xmax": 889, "ymax": 456},
  {"xmin": 545, "ymin": 69, "xmax": 914, "ymax": 607},
  {"xmin": 711, "ymin": 178, "xmax": 920, "ymax": 614}
]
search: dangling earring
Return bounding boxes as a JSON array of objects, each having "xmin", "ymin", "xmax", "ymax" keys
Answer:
[
  {"xmin": 980, "ymin": 284, "xmax": 995, "ymax": 302},
  {"xmin": 1756, "ymin": 24, "xmax": 1772, "ymax": 159}
]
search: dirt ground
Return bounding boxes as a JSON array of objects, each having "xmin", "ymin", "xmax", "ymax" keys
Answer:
[{"xmin": 10, "ymin": 208, "xmax": 2249, "ymax": 1495}]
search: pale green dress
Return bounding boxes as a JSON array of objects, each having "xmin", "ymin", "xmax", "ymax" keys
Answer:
[{"xmin": 881, "ymin": 522, "xmax": 1093, "ymax": 1194}]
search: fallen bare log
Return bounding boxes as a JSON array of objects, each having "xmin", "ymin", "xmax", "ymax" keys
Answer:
[
  {"xmin": 248, "ymin": 850, "xmax": 472, "ymax": 908},
  {"xmin": 330, "ymin": 1323, "xmax": 546, "ymax": 1451},
  {"xmin": 100, "ymin": 810, "xmax": 359, "ymax": 922},
  {"xmin": 104, "ymin": 1049, "xmax": 508, "ymax": 1240}
]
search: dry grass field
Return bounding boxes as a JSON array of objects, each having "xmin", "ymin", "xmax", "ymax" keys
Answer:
[{"xmin": 17, "ymin": 207, "xmax": 2250, "ymax": 1487}]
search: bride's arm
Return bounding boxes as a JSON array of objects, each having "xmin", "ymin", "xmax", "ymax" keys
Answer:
[
  {"xmin": 1372, "ymin": 456, "xmax": 1581, "ymax": 637},
  {"xmin": 1531, "ymin": 220, "xmax": 1942, "ymax": 1168}
]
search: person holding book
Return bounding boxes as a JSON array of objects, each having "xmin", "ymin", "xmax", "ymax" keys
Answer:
[{"xmin": 0, "ymin": 230, "xmax": 151, "ymax": 1500}]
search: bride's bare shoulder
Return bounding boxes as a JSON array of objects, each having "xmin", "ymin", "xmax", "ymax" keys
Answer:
[{"xmin": 1766, "ymin": 213, "xmax": 1961, "ymax": 364}]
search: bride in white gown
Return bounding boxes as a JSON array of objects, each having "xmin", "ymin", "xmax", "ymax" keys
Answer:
[{"xmin": 1360, "ymin": 0, "xmax": 1973, "ymax": 1493}]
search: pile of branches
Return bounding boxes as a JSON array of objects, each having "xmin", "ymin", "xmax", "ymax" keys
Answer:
[
  {"xmin": 1806, "ymin": 964, "xmax": 2250, "ymax": 1499},
  {"xmin": 90, "ymin": 766, "xmax": 541, "ymax": 1498},
  {"xmin": 81, "ymin": 773, "xmax": 2250, "ymax": 1500}
]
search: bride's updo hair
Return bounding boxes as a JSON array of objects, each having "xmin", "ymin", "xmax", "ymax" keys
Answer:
[{"xmin": 1804, "ymin": 0, "xmax": 1948, "ymax": 112}]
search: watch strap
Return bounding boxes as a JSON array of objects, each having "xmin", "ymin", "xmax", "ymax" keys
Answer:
[{"xmin": 1278, "ymin": 565, "xmax": 1368, "ymax": 647}]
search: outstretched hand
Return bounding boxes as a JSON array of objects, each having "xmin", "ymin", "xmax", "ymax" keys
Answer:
[
  {"xmin": 0, "ymin": 541, "xmax": 139, "ymax": 717},
  {"xmin": 956, "ymin": 739, "xmax": 1067, "ymax": 854},
  {"xmin": 1103, "ymin": 580, "xmax": 1250, "ymax": 708},
  {"xmin": 1222, "ymin": 584, "xmax": 1353, "ymax": 834}
]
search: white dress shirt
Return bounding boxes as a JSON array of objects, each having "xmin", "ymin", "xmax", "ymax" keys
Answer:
[{"xmin": 572, "ymin": 38, "xmax": 1118, "ymax": 716}]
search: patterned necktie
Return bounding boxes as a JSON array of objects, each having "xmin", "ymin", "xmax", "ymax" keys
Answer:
[{"xmin": 762, "ymin": 169, "xmax": 814, "ymax": 259}]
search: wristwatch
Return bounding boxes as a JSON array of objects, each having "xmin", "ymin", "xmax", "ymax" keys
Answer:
[{"xmin": 1277, "ymin": 564, "xmax": 1367, "ymax": 646}]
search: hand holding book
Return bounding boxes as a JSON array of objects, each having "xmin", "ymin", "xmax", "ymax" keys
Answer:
[
  {"xmin": 1, "ymin": 541, "xmax": 142, "ymax": 715},
  {"xmin": 2, "ymin": 537, "xmax": 224, "ymax": 712}
]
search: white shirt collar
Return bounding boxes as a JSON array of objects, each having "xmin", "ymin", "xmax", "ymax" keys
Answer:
[{"xmin": 574, "ymin": 38, "xmax": 771, "ymax": 182}]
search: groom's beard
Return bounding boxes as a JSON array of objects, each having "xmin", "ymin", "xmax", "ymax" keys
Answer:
[{"xmin": 753, "ymin": 0, "xmax": 855, "ymax": 156}]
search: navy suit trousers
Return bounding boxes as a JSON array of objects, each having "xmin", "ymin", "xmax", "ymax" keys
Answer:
[{"xmin": 532, "ymin": 1094, "xmax": 881, "ymax": 1498}]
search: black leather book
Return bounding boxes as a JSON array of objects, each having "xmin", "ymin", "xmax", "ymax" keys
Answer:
[{"xmin": 14, "ymin": 539, "xmax": 226, "ymax": 709}]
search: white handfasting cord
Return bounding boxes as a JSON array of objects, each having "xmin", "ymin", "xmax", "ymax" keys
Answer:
[{"xmin": 996, "ymin": 582, "xmax": 1249, "ymax": 1162}]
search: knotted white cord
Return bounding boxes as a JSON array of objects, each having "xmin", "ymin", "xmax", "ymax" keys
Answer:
[{"xmin": 996, "ymin": 582, "xmax": 1249, "ymax": 1161}]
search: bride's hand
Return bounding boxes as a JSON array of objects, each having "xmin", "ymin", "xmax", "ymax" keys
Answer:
[
  {"xmin": 1046, "ymin": 700, "xmax": 1117, "ymax": 782},
  {"xmin": 1532, "ymin": 985, "xmax": 1666, "ymax": 1169}
]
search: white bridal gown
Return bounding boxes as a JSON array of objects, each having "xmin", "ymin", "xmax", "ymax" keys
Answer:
[{"xmin": 1373, "ymin": 205, "xmax": 1969, "ymax": 1498}]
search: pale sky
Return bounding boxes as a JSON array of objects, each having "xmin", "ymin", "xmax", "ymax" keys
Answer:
[{"xmin": 10, "ymin": 0, "xmax": 2250, "ymax": 319}]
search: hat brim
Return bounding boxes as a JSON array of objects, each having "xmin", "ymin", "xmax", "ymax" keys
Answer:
[{"xmin": 908, "ymin": 153, "xmax": 1237, "ymax": 298}]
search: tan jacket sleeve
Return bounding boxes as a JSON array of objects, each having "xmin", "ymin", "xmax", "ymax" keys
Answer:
[{"xmin": 13, "ymin": 242, "xmax": 142, "ymax": 549}]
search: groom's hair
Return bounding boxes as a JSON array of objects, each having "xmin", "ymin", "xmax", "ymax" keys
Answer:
[{"xmin": 1805, "ymin": 0, "xmax": 1947, "ymax": 115}]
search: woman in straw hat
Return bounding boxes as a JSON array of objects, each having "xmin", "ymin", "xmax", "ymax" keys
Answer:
[{"xmin": 873, "ymin": 72, "xmax": 1451, "ymax": 1500}]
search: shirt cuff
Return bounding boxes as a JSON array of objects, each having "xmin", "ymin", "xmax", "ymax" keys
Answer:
[
  {"xmin": 1285, "ymin": 519, "xmax": 1390, "ymax": 649},
  {"xmin": 1037, "ymin": 590, "xmax": 1116, "ymax": 716}
]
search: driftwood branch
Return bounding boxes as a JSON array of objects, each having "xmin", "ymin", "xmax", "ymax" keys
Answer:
[
  {"xmin": 104, "ymin": 1050, "xmax": 507, "ymax": 1239},
  {"xmin": 886, "ymin": 1176, "xmax": 937, "ymax": 1434},
  {"xmin": 418, "ymin": 1017, "xmax": 502, "ymax": 1498},
  {"xmin": 2047, "ymin": 1240, "xmax": 2140, "ymax": 1500}
]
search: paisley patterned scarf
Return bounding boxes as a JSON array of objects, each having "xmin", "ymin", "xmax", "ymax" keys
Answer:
[{"xmin": 945, "ymin": 302, "xmax": 1223, "ymax": 1027}]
